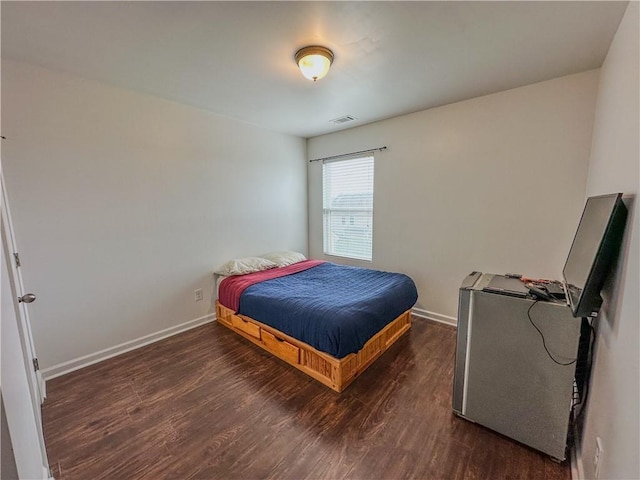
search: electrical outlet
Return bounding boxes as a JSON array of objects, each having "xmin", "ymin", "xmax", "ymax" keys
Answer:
[
  {"xmin": 194, "ymin": 288, "xmax": 203, "ymax": 302},
  {"xmin": 594, "ymin": 436, "xmax": 603, "ymax": 479}
]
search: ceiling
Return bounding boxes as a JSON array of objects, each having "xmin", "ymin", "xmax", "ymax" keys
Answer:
[{"xmin": 1, "ymin": 1, "xmax": 628, "ymax": 138}]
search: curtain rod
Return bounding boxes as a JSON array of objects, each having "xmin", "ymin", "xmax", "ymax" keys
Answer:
[{"xmin": 309, "ymin": 146, "xmax": 387, "ymax": 163}]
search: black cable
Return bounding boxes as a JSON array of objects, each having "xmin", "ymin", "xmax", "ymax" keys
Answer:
[
  {"xmin": 573, "ymin": 321, "xmax": 596, "ymax": 410},
  {"xmin": 527, "ymin": 300, "xmax": 577, "ymax": 366},
  {"xmin": 569, "ymin": 319, "xmax": 596, "ymax": 439}
]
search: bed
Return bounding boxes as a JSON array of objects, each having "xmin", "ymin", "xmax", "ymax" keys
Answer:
[{"xmin": 215, "ymin": 258, "xmax": 418, "ymax": 392}]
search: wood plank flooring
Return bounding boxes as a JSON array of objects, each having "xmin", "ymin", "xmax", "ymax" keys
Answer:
[{"xmin": 43, "ymin": 318, "xmax": 571, "ymax": 480}]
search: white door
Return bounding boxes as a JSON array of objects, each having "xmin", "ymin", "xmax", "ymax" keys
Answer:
[
  {"xmin": 1, "ymin": 168, "xmax": 51, "ymax": 479},
  {"xmin": 1, "ymin": 173, "xmax": 45, "ymax": 404}
]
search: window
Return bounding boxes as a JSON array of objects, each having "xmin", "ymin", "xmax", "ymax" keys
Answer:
[{"xmin": 322, "ymin": 156, "xmax": 374, "ymax": 261}]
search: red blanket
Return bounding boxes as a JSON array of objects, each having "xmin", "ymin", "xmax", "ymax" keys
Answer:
[{"xmin": 218, "ymin": 260, "xmax": 325, "ymax": 311}]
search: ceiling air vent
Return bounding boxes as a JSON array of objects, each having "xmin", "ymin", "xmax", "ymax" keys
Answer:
[{"xmin": 330, "ymin": 115, "xmax": 357, "ymax": 125}]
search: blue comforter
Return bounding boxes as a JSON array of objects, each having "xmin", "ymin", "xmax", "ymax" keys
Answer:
[{"xmin": 238, "ymin": 262, "xmax": 418, "ymax": 358}]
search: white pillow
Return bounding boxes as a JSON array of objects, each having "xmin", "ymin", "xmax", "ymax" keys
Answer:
[
  {"xmin": 214, "ymin": 256, "xmax": 277, "ymax": 276},
  {"xmin": 260, "ymin": 251, "xmax": 307, "ymax": 268}
]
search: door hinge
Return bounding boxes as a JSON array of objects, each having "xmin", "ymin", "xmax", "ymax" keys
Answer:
[
  {"xmin": 33, "ymin": 358, "xmax": 39, "ymax": 371},
  {"xmin": 13, "ymin": 252, "xmax": 21, "ymax": 268}
]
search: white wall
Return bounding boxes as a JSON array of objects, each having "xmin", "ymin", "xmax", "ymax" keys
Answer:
[
  {"xmin": 1, "ymin": 394, "xmax": 19, "ymax": 480},
  {"xmin": 1, "ymin": 59, "xmax": 307, "ymax": 370},
  {"xmin": 308, "ymin": 71, "xmax": 599, "ymax": 320},
  {"xmin": 580, "ymin": 3, "xmax": 639, "ymax": 479}
]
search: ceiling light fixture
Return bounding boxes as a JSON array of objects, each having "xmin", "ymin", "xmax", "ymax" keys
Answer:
[{"xmin": 295, "ymin": 46, "xmax": 334, "ymax": 82}]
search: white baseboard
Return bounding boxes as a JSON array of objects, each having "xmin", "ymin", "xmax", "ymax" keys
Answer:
[
  {"xmin": 41, "ymin": 313, "xmax": 216, "ymax": 381},
  {"xmin": 412, "ymin": 307, "xmax": 457, "ymax": 327},
  {"xmin": 41, "ymin": 308, "xmax": 452, "ymax": 380}
]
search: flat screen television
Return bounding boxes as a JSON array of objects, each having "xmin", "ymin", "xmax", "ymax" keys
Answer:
[{"xmin": 562, "ymin": 193, "xmax": 628, "ymax": 317}]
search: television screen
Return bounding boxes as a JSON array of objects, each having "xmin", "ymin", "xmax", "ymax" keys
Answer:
[{"xmin": 563, "ymin": 193, "xmax": 627, "ymax": 317}]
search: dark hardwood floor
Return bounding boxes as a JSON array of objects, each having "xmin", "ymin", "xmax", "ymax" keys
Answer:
[{"xmin": 43, "ymin": 318, "xmax": 571, "ymax": 480}]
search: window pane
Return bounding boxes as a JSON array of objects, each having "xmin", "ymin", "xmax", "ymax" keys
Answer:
[{"xmin": 322, "ymin": 156, "xmax": 374, "ymax": 261}]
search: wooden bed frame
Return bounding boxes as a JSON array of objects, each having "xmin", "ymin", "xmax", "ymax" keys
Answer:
[{"xmin": 215, "ymin": 300, "xmax": 412, "ymax": 392}]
